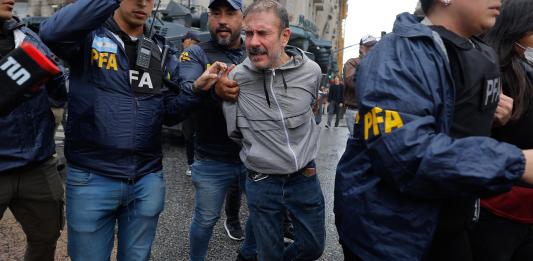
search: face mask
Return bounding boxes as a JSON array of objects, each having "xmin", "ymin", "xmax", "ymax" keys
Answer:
[{"xmin": 516, "ymin": 42, "xmax": 533, "ymax": 65}]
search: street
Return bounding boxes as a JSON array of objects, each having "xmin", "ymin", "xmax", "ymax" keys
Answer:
[{"xmin": 0, "ymin": 118, "xmax": 349, "ymax": 260}]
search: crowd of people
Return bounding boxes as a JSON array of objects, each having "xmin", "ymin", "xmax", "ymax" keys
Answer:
[{"xmin": 1, "ymin": 0, "xmax": 533, "ymax": 260}]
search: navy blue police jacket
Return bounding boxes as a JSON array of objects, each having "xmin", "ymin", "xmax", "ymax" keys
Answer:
[
  {"xmin": 39, "ymin": 0, "xmax": 193, "ymax": 179},
  {"xmin": 178, "ymin": 40, "xmax": 245, "ymax": 162},
  {"xmin": 334, "ymin": 13, "xmax": 525, "ymax": 260},
  {"xmin": 0, "ymin": 18, "xmax": 67, "ymax": 173}
]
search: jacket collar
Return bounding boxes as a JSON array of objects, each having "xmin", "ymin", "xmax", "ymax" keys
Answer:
[
  {"xmin": 393, "ymin": 13, "xmax": 435, "ymax": 39},
  {"xmin": 1, "ymin": 17, "xmax": 23, "ymax": 34},
  {"xmin": 429, "ymin": 26, "xmax": 475, "ymax": 51},
  {"xmin": 1, "ymin": 17, "xmax": 28, "ymax": 48}
]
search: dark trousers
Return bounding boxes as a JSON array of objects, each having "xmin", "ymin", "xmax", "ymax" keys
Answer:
[
  {"xmin": 327, "ymin": 101, "xmax": 342, "ymax": 127},
  {"xmin": 469, "ymin": 208, "xmax": 533, "ymax": 261},
  {"xmin": 182, "ymin": 118, "xmax": 195, "ymax": 166},
  {"xmin": 427, "ymin": 226, "xmax": 473, "ymax": 261},
  {"xmin": 0, "ymin": 158, "xmax": 64, "ymax": 261},
  {"xmin": 246, "ymin": 172, "xmax": 325, "ymax": 261},
  {"xmin": 225, "ymin": 180, "xmax": 242, "ymax": 223},
  {"xmin": 341, "ymin": 243, "xmax": 363, "ymax": 261}
]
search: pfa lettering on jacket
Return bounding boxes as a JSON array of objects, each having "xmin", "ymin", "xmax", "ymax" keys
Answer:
[
  {"xmin": 91, "ymin": 36, "xmax": 118, "ymax": 71},
  {"xmin": 356, "ymin": 107, "xmax": 404, "ymax": 141}
]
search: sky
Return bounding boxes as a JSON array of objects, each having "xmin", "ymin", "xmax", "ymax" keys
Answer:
[{"xmin": 342, "ymin": 0, "xmax": 419, "ymax": 64}]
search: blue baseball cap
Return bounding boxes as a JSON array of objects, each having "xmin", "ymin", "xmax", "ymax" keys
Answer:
[
  {"xmin": 208, "ymin": 0, "xmax": 243, "ymax": 11},
  {"xmin": 182, "ymin": 31, "xmax": 200, "ymax": 42}
]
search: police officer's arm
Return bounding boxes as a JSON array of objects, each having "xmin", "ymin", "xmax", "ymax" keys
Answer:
[
  {"xmin": 178, "ymin": 45, "xmax": 233, "ymax": 106},
  {"xmin": 163, "ymin": 50, "xmax": 192, "ymax": 125},
  {"xmin": 177, "ymin": 45, "xmax": 210, "ymax": 105},
  {"xmin": 192, "ymin": 62, "xmax": 239, "ymax": 102},
  {"xmin": 213, "ymin": 69, "xmax": 240, "ymax": 102},
  {"xmin": 164, "ymin": 55, "xmax": 228, "ymax": 124},
  {"xmin": 193, "ymin": 62, "xmax": 230, "ymax": 92},
  {"xmin": 39, "ymin": 0, "xmax": 120, "ymax": 59},
  {"xmin": 356, "ymin": 38, "xmax": 525, "ymax": 199}
]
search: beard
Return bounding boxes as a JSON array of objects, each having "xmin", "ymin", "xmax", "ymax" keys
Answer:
[{"xmin": 210, "ymin": 26, "xmax": 240, "ymax": 47}]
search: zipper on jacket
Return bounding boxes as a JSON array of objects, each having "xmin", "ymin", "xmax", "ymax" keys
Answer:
[
  {"xmin": 112, "ymin": 31, "xmax": 139, "ymax": 174},
  {"xmin": 269, "ymin": 69, "xmax": 299, "ymax": 172}
]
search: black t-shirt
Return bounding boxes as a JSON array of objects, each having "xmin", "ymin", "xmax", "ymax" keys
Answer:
[
  {"xmin": 0, "ymin": 29, "xmax": 15, "ymax": 58},
  {"xmin": 123, "ymin": 36, "xmax": 139, "ymax": 73}
]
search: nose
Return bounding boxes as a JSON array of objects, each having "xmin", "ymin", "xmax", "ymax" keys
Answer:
[
  {"xmin": 139, "ymin": 0, "xmax": 147, "ymax": 7},
  {"xmin": 248, "ymin": 33, "xmax": 261, "ymax": 48},
  {"xmin": 218, "ymin": 12, "xmax": 229, "ymax": 26}
]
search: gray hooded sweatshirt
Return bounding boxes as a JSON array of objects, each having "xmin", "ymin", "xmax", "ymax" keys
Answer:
[{"xmin": 223, "ymin": 48, "xmax": 322, "ymax": 174}]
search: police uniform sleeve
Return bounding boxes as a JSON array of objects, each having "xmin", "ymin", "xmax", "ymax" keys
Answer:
[
  {"xmin": 163, "ymin": 48, "xmax": 198, "ymax": 126},
  {"xmin": 39, "ymin": 0, "xmax": 120, "ymax": 59},
  {"xmin": 178, "ymin": 45, "xmax": 206, "ymax": 93},
  {"xmin": 354, "ymin": 36, "xmax": 524, "ymax": 199}
]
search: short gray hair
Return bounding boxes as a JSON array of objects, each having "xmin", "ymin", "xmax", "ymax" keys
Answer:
[{"xmin": 243, "ymin": 0, "xmax": 289, "ymax": 33}]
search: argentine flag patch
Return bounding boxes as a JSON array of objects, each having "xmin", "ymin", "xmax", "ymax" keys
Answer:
[{"xmin": 92, "ymin": 36, "xmax": 118, "ymax": 53}]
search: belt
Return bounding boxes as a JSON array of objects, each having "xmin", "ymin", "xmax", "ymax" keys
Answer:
[{"xmin": 248, "ymin": 161, "xmax": 317, "ymax": 181}]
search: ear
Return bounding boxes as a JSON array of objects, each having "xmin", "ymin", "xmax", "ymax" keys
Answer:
[{"xmin": 280, "ymin": 28, "xmax": 291, "ymax": 48}]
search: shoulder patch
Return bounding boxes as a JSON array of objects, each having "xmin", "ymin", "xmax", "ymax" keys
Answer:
[{"xmin": 92, "ymin": 36, "xmax": 118, "ymax": 54}]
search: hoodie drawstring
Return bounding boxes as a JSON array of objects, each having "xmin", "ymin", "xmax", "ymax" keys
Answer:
[
  {"xmin": 263, "ymin": 70, "xmax": 288, "ymax": 107},
  {"xmin": 280, "ymin": 71, "xmax": 288, "ymax": 90},
  {"xmin": 263, "ymin": 72, "xmax": 271, "ymax": 107}
]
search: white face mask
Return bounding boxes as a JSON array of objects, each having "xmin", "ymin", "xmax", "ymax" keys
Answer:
[{"xmin": 516, "ymin": 42, "xmax": 533, "ymax": 64}]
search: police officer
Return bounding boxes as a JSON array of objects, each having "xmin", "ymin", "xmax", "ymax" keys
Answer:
[
  {"xmin": 180, "ymin": 30, "xmax": 200, "ymax": 176},
  {"xmin": 0, "ymin": 1, "xmax": 67, "ymax": 260},
  {"xmin": 334, "ymin": 0, "xmax": 533, "ymax": 260},
  {"xmin": 182, "ymin": 30, "xmax": 200, "ymax": 50},
  {"xmin": 178, "ymin": 0, "xmax": 255, "ymax": 260},
  {"xmin": 39, "ymin": 0, "xmax": 199, "ymax": 259}
]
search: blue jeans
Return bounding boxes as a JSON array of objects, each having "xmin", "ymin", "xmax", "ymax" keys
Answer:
[
  {"xmin": 189, "ymin": 160, "xmax": 255, "ymax": 261},
  {"xmin": 66, "ymin": 167, "xmax": 165, "ymax": 261},
  {"xmin": 246, "ymin": 172, "xmax": 325, "ymax": 261},
  {"xmin": 344, "ymin": 108, "xmax": 357, "ymax": 137}
]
